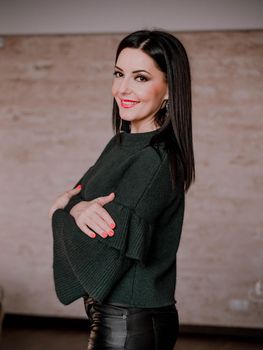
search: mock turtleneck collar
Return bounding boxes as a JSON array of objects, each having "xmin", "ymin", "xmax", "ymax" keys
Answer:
[{"xmin": 118, "ymin": 129, "xmax": 160, "ymax": 146}]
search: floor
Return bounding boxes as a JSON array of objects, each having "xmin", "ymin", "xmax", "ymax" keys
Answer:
[{"xmin": 1, "ymin": 316, "xmax": 263, "ymax": 350}]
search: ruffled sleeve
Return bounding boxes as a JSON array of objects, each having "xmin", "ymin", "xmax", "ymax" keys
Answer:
[
  {"xmin": 52, "ymin": 208, "xmax": 132, "ymax": 304},
  {"xmin": 93, "ymin": 148, "xmax": 177, "ymax": 264},
  {"xmin": 94, "ymin": 201, "xmax": 155, "ymax": 263}
]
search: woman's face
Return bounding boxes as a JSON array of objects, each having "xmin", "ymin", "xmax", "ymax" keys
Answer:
[{"xmin": 112, "ymin": 48, "xmax": 168, "ymax": 133}]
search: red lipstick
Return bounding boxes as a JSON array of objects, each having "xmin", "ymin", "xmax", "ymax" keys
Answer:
[{"xmin": 120, "ymin": 99, "xmax": 140, "ymax": 108}]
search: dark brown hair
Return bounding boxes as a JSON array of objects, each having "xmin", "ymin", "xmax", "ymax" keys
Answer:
[{"xmin": 112, "ymin": 30, "xmax": 195, "ymax": 192}]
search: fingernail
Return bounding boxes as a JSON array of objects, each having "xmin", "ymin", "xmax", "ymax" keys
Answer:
[
  {"xmin": 90, "ymin": 233, "xmax": 96, "ymax": 238},
  {"xmin": 108, "ymin": 230, "xmax": 114, "ymax": 237},
  {"xmin": 76, "ymin": 184, "xmax": 82, "ymax": 190},
  {"xmin": 102, "ymin": 232, "xmax": 108, "ymax": 238},
  {"xmin": 110, "ymin": 223, "xmax": 115, "ymax": 229}
]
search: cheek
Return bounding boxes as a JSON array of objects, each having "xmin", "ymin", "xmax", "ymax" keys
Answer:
[
  {"xmin": 141, "ymin": 85, "xmax": 166, "ymax": 103},
  {"xmin": 135, "ymin": 85, "xmax": 155, "ymax": 101},
  {"xmin": 138, "ymin": 79, "xmax": 167, "ymax": 101},
  {"xmin": 111, "ymin": 80, "xmax": 119, "ymax": 97},
  {"xmin": 111, "ymin": 84, "xmax": 116, "ymax": 97},
  {"xmin": 153, "ymin": 82, "xmax": 168, "ymax": 102}
]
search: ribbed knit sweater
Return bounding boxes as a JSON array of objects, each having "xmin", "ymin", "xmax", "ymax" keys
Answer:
[{"xmin": 51, "ymin": 129, "xmax": 185, "ymax": 307}]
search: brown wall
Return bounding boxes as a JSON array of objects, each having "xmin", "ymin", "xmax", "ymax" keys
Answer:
[{"xmin": 0, "ymin": 31, "xmax": 262, "ymax": 327}]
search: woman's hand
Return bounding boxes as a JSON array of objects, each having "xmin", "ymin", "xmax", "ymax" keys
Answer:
[
  {"xmin": 69, "ymin": 192, "xmax": 116, "ymax": 239},
  {"xmin": 48, "ymin": 185, "xmax": 82, "ymax": 219}
]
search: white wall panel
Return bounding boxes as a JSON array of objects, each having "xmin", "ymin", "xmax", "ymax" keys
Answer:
[{"xmin": 0, "ymin": 0, "xmax": 262, "ymax": 34}]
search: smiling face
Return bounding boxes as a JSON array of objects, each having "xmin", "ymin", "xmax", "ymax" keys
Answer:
[{"xmin": 112, "ymin": 48, "xmax": 168, "ymax": 133}]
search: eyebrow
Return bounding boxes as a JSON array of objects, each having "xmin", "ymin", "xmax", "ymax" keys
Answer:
[{"xmin": 115, "ymin": 65, "xmax": 152, "ymax": 75}]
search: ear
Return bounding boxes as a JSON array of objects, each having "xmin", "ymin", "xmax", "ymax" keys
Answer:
[
  {"xmin": 163, "ymin": 86, "xmax": 169, "ymax": 101},
  {"xmin": 160, "ymin": 98, "xmax": 168, "ymax": 109},
  {"xmin": 165, "ymin": 87, "xmax": 169, "ymax": 100}
]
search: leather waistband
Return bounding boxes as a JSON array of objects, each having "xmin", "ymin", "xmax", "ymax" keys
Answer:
[{"xmin": 83, "ymin": 297, "xmax": 176, "ymax": 317}]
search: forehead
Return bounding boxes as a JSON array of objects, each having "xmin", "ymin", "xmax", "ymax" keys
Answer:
[{"xmin": 116, "ymin": 48, "xmax": 161, "ymax": 73}]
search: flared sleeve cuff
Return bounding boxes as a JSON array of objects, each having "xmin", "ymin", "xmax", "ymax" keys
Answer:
[
  {"xmin": 52, "ymin": 208, "xmax": 131, "ymax": 304},
  {"xmin": 96, "ymin": 201, "xmax": 154, "ymax": 265}
]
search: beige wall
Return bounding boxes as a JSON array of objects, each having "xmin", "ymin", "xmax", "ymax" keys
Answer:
[{"xmin": 0, "ymin": 31, "xmax": 262, "ymax": 328}]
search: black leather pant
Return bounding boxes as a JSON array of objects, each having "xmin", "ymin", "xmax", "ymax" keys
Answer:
[{"xmin": 84, "ymin": 297, "xmax": 179, "ymax": 350}]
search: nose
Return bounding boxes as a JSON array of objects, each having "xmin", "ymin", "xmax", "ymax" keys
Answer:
[{"xmin": 118, "ymin": 77, "xmax": 132, "ymax": 95}]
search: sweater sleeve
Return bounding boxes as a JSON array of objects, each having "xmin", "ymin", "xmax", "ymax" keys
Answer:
[
  {"xmin": 52, "ymin": 208, "xmax": 132, "ymax": 304},
  {"xmin": 51, "ymin": 145, "xmax": 180, "ymax": 304},
  {"xmin": 63, "ymin": 135, "xmax": 116, "ymax": 213},
  {"xmin": 95, "ymin": 147, "xmax": 176, "ymax": 264}
]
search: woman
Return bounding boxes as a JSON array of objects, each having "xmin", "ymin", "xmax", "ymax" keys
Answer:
[{"xmin": 49, "ymin": 30, "xmax": 195, "ymax": 350}]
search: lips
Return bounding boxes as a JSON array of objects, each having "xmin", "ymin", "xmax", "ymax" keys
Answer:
[{"xmin": 120, "ymin": 99, "xmax": 140, "ymax": 109}]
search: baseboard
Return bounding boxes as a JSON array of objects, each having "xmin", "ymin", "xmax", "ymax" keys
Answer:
[
  {"xmin": 179, "ymin": 324, "xmax": 263, "ymax": 339},
  {"xmin": 3, "ymin": 313, "xmax": 89, "ymax": 331},
  {"xmin": 3, "ymin": 313, "xmax": 263, "ymax": 340}
]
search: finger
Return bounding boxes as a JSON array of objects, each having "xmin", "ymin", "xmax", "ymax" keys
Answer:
[
  {"xmin": 94, "ymin": 204, "xmax": 116, "ymax": 230},
  {"xmin": 95, "ymin": 192, "xmax": 115, "ymax": 206},
  {"xmin": 78, "ymin": 222, "xmax": 96, "ymax": 239},
  {"xmin": 87, "ymin": 215, "xmax": 114, "ymax": 238},
  {"xmin": 67, "ymin": 185, "xmax": 82, "ymax": 197},
  {"xmin": 77, "ymin": 211, "xmax": 113, "ymax": 238}
]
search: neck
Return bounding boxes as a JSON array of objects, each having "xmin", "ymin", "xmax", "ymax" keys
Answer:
[{"xmin": 130, "ymin": 121, "xmax": 160, "ymax": 134}]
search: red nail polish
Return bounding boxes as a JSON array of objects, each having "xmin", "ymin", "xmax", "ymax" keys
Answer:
[
  {"xmin": 110, "ymin": 223, "xmax": 115, "ymax": 229},
  {"xmin": 90, "ymin": 233, "xmax": 96, "ymax": 238},
  {"xmin": 108, "ymin": 230, "xmax": 114, "ymax": 237},
  {"xmin": 76, "ymin": 184, "xmax": 82, "ymax": 190},
  {"xmin": 102, "ymin": 232, "xmax": 108, "ymax": 238}
]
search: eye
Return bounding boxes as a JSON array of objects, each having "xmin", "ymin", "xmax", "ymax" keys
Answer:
[
  {"xmin": 113, "ymin": 70, "xmax": 123, "ymax": 78},
  {"xmin": 135, "ymin": 75, "xmax": 148, "ymax": 82}
]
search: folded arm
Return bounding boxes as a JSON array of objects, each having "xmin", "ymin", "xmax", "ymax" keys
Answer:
[{"xmin": 51, "ymin": 145, "xmax": 181, "ymax": 304}]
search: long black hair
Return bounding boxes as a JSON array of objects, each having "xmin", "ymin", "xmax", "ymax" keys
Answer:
[{"xmin": 112, "ymin": 30, "xmax": 195, "ymax": 192}]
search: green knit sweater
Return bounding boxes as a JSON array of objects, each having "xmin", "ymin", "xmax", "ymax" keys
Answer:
[{"xmin": 51, "ymin": 129, "xmax": 185, "ymax": 307}]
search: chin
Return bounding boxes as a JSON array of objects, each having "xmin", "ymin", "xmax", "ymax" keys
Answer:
[{"xmin": 119, "ymin": 114, "xmax": 136, "ymax": 122}]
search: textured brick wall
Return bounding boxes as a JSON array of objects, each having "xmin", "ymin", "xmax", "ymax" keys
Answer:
[{"xmin": 0, "ymin": 31, "xmax": 262, "ymax": 327}]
